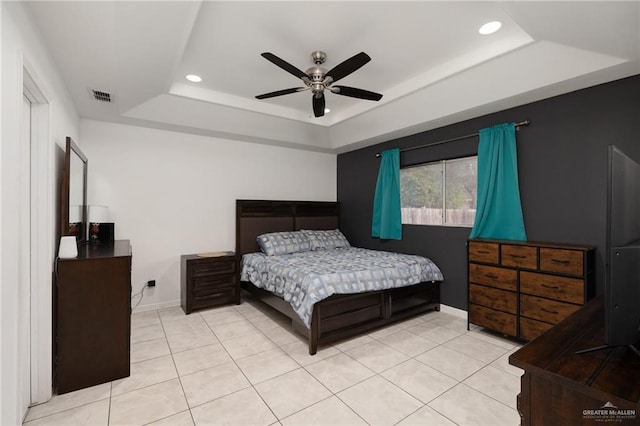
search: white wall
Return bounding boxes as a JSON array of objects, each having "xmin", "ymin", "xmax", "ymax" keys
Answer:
[
  {"xmin": 1, "ymin": 2, "xmax": 80, "ymax": 424},
  {"xmin": 0, "ymin": 3, "xmax": 4, "ymax": 420},
  {"xmin": 80, "ymin": 119, "xmax": 337, "ymax": 310}
]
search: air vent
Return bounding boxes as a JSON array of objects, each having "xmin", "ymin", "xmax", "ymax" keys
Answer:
[{"xmin": 91, "ymin": 90, "xmax": 112, "ymax": 103}]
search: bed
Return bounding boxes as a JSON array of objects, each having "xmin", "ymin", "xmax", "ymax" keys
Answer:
[{"xmin": 236, "ymin": 199, "xmax": 443, "ymax": 354}]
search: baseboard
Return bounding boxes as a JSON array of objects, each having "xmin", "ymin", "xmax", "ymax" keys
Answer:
[
  {"xmin": 440, "ymin": 303, "xmax": 468, "ymax": 320},
  {"xmin": 132, "ymin": 299, "xmax": 181, "ymax": 314}
]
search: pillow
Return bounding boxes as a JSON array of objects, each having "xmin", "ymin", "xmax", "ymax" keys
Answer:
[
  {"xmin": 256, "ymin": 231, "xmax": 311, "ymax": 256},
  {"xmin": 302, "ymin": 229, "xmax": 351, "ymax": 250}
]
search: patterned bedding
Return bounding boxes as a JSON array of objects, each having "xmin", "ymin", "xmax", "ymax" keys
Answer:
[{"xmin": 240, "ymin": 247, "xmax": 444, "ymax": 328}]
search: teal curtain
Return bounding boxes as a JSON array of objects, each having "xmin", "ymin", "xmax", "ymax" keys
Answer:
[
  {"xmin": 469, "ymin": 123, "xmax": 527, "ymax": 241},
  {"xmin": 372, "ymin": 148, "xmax": 402, "ymax": 240}
]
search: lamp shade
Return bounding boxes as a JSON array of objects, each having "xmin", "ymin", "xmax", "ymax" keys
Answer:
[
  {"xmin": 69, "ymin": 204, "xmax": 82, "ymax": 223},
  {"xmin": 58, "ymin": 236, "xmax": 78, "ymax": 259},
  {"xmin": 88, "ymin": 205, "xmax": 109, "ymax": 223}
]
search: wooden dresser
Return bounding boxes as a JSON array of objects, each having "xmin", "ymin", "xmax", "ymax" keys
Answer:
[
  {"xmin": 55, "ymin": 240, "xmax": 132, "ymax": 394},
  {"xmin": 468, "ymin": 238, "xmax": 595, "ymax": 341},
  {"xmin": 509, "ymin": 296, "xmax": 640, "ymax": 425},
  {"xmin": 181, "ymin": 252, "xmax": 239, "ymax": 314}
]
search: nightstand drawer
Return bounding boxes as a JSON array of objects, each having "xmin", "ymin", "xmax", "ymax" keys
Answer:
[
  {"xmin": 539, "ymin": 248, "xmax": 583, "ymax": 276},
  {"xmin": 520, "ymin": 271, "xmax": 584, "ymax": 304},
  {"xmin": 501, "ymin": 245, "xmax": 537, "ymax": 269},
  {"xmin": 192, "ymin": 291, "xmax": 237, "ymax": 310},
  {"xmin": 193, "ymin": 274, "xmax": 236, "ymax": 295},
  {"xmin": 469, "ymin": 304, "xmax": 517, "ymax": 337},
  {"xmin": 192, "ymin": 259, "xmax": 236, "ymax": 277},
  {"xmin": 468, "ymin": 241, "xmax": 499, "ymax": 264},
  {"xmin": 520, "ymin": 294, "xmax": 581, "ymax": 324},
  {"xmin": 469, "ymin": 264, "xmax": 517, "ymax": 291},
  {"xmin": 469, "ymin": 284, "xmax": 517, "ymax": 314}
]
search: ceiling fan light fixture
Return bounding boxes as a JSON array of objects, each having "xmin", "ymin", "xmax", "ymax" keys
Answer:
[
  {"xmin": 186, "ymin": 74, "xmax": 202, "ymax": 83},
  {"xmin": 479, "ymin": 21, "xmax": 502, "ymax": 35},
  {"xmin": 256, "ymin": 51, "xmax": 382, "ymax": 116},
  {"xmin": 308, "ymin": 108, "xmax": 330, "ymax": 119}
]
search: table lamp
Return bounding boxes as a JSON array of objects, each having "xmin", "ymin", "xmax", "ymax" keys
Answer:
[
  {"xmin": 58, "ymin": 236, "xmax": 78, "ymax": 259},
  {"xmin": 88, "ymin": 205, "xmax": 109, "ymax": 243}
]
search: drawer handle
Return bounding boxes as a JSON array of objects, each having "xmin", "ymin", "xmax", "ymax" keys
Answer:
[
  {"xmin": 551, "ymin": 258, "xmax": 571, "ymax": 265},
  {"xmin": 477, "ymin": 250, "xmax": 491, "ymax": 254},
  {"xmin": 541, "ymin": 307, "xmax": 559, "ymax": 315},
  {"xmin": 509, "ymin": 254, "xmax": 527, "ymax": 259},
  {"xmin": 484, "ymin": 295, "xmax": 497, "ymax": 301},
  {"xmin": 485, "ymin": 273, "xmax": 499, "ymax": 279},
  {"xmin": 541, "ymin": 284, "xmax": 559, "ymax": 289}
]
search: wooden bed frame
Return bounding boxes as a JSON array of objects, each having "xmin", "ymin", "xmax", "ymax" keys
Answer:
[{"xmin": 236, "ymin": 199, "xmax": 441, "ymax": 354}]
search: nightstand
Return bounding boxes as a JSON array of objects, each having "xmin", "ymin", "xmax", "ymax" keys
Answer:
[{"xmin": 180, "ymin": 252, "xmax": 239, "ymax": 314}]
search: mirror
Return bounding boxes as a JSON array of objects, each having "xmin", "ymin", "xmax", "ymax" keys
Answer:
[{"xmin": 60, "ymin": 137, "xmax": 88, "ymax": 241}]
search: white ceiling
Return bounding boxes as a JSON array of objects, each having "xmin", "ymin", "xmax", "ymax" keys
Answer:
[{"xmin": 27, "ymin": 1, "xmax": 640, "ymax": 153}]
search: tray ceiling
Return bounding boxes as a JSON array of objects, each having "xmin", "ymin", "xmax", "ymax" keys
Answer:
[{"xmin": 27, "ymin": 1, "xmax": 640, "ymax": 153}]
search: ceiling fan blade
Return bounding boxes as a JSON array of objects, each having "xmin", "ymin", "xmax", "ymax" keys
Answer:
[
  {"xmin": 261, "ymin": 52, "xmax": 308, "ymax": 80},
  {"xmin": 255, "ymin": 87, "xmax": 307, "ymax": 99},
  {"xmin": 325, "ymin": 52, "xmax": 371, "ymax": 83},
  {"xmin": 312, "ymin": 94, "xmax": 325, "ymax": 117},
  {"xmin": 332, "ymin": 85, "xmax": 383, "ymax": 101}
]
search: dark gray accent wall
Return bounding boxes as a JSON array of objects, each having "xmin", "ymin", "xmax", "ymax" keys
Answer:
[{"xmin": 337, "ymin": 74, "xmax": 640, "ymax": 310}]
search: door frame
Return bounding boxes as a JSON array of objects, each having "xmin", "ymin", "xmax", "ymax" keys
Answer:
[{"xmin": 23, "ymin": 59, "xmax": 53, "ymax": 405}]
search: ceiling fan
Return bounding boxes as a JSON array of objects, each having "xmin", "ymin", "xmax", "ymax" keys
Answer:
[{"xmin": 255, "ymin": 51, "xmax": 383, "ymax": 118}]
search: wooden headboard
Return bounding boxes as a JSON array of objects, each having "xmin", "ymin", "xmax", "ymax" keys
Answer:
[{"xmin": 235, "ymin": 200, "xmax": 340, "ymax": 256}]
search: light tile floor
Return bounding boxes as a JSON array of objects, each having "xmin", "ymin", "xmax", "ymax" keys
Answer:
[{"xmin": 24, "ymin": 293, "xmax": 523, "ymax": 425}]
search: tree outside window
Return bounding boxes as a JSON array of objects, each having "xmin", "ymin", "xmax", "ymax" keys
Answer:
[{"xmin": 400, "ymin": 156, "xmax": 477, "ymax": 226}]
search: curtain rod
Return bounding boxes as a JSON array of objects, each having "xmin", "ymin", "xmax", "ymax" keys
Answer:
[{"xmin": 375, "ymin": 120, "xmax": 531, "ymax": 158}]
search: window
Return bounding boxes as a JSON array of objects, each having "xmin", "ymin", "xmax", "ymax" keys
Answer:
[{"xmin": 400, "ymin": 156, "xmax": 477, "ymax": 226}]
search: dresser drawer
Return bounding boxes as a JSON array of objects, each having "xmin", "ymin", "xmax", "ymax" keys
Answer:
[
  {"xmin": 469, "ymin": 304, "xmax": 517, "ymax": 337},
  {"xmin": 468, "ymin": 241, "xmax": 499, "ymax": 264},
  {"xmin": 468, "ymin": 238, "xmax": 594, "ymax": 342},
  {"xmin": 520, "ymin": 294, "xmax": 581, "ymax": 324},
  {"xmin": 192, "ymin": 259, "xmax": 236, "ymax": 277},
  {"xmin": 469, "ymin": 264, "xmax": 517, "ymax": 291},
  {"xmin": 539, "ymin": 248, "xmax": 583, "ymax": 276},
  {"xmin": 501, "ymin": 245, "xmax": 537, "ymax": 269},
  {"xmin": 520, "ymin": 317, "xmax": 554, "ymax": 341},
  {"xmin": 520, "ymin": 271, "xmax": 584, "ymax": 304},
  {"xmin": 469, "ymin": 284, "xmax": 517, "ymax": 314}
]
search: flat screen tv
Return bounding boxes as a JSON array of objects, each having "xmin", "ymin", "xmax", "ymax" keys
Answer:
[{"xmin": 604, "ymin": 145, "xmax": 640, "ymax": 353}]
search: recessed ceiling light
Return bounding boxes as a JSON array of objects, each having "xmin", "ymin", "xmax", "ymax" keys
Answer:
[
  {"xmin": 479, "ymin": 21, "xmax": 502, "ymax": 35},
  {"xmin": 186, "ymin": 74, "xmax": 202, "ymax": 83}
]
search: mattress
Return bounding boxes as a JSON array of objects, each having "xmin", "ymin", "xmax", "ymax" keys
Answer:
[{"xmin": 240, "ymin": 247, "xmax": 443, "ymax": 327}]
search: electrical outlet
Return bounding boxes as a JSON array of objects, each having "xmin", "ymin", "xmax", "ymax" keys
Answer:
[{"xmin": 147, "ymin": 280, "xmax": 156, "ymax": 287}]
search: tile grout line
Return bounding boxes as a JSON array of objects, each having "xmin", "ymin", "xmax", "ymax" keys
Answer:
[
  {"xmin": 232, "ymin": 300, "xmax": 367, "ymax": 424},
  {"xmin": 107, "ymin": 381, "xmax": 113, "ymax": 425},
  {"xmin": 232, "ymin": 301, "xmax": 357, "ymax": 423},
  {"xmin": 155, "ymin": 308, "xmax": 194, "ymax": 425},
  {"xmin": 22, "ymin": 396, "xmax": 113, "ymax": 424},
  {"xmin": 232, "ymin": 302, "xmax": 516, "ymax": 424},
  {"xmin": 206, "ymin": 303, "xmax": 283, "ymax": 423},
  {"xmin": 459, "ymin": 365, "xmax": 521, "ymax": 413},
  {"xmin": 32, "ymin": 304, "xmax": 518, "ymax": 425}
]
